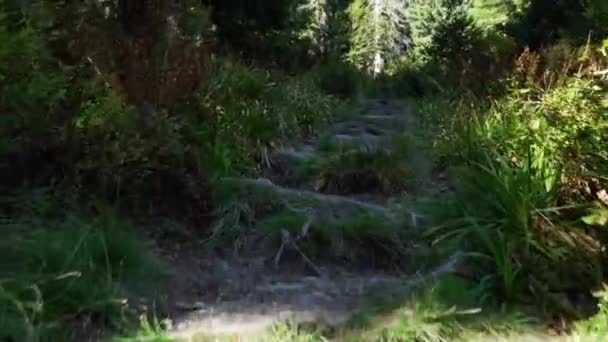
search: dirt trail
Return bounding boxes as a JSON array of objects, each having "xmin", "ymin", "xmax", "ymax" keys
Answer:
[{"xmin": 161, "ymin": 99, "xmax": 453, "ymax": 341}]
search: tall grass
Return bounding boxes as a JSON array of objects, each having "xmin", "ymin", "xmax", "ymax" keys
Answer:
[
  {"xmin": 198, "ymin": 59, "xmax": 344, "ymax": 178},
  {"xmin": 268, "ymin": 276, "xmax": 536, "ymax": 342},
  {"xmin": 418, "ymin": 44, "xmax": 608, "ymax": 311},
  {"xmin": 0, "ymin": 205, "xmax": 160, "ymax": 341},
  {"xmin": 428, "ymin": 146, "xmax": 561, "ymax": 299}
]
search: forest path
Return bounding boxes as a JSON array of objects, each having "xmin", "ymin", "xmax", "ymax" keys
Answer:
[{"xmin": 161, "ymin": 99, "xmax": 454, "ymax": 341}]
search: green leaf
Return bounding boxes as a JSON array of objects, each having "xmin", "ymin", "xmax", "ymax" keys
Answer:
[{"xmin": 582, "ymin": 206, "xmax": 608, "ymax": 226}]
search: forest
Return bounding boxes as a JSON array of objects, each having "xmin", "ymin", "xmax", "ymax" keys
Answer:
[{"xmin": 1, "ymin": 0, "xmax": 608, "ymax": 341}]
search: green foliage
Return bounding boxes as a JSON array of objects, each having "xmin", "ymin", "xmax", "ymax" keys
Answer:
[
  {"xmin": 428, "ymin": 148, "xmax": 562, "ymax": 299},
  {"xmin": 200, "ymin": 59, "xmax": 340, "ymax": 177},
  {"xmin": 487, "ymin": 76, "xmax": 608, "ymax": 205},
  {"xmin": 469, "ymin": 0, "xmax": 517, "ymax": 29},
  {"xmin": 353, "ymin": 276, "xmax": 533, "ymax": 342},
  {"xmin": 576, "ymin": 285, "xmax": 608, "ymax": 339},
  {"xmin": 112, "ymin": 314, "xmax": 172, "ymax": 342},
  {"xmin": 408, "ymin": 0, "xmax": 473, "ymax": 60},
  {"xmin": 0, "ymin": 10, "xmax": 65, "ymax": 159},
  {"xmin": 583, "ymin": 202, "xmax": 608, "ymax": 226},
  {"xmin": 71, "ymin": 89, "xmax": 197, "ymax": 203},
  {"xmin": 300, "ymin": 133, "xmax": 419, "ymax": 195},
  {"xmin": 418, "ymin": 41, "xmax": 608, "ymax": 311},
  {"xmin": 0, "ymin": 8, "xmax": 207, "ymax": 214},
  {"xmin": 297, "ymin": 0, "xmax": 352, "ymax": 60},
  {"xmin": 347, "ymin": 0, "xmax": 409, "ymax": 75},
  {"xmin": 0, "ymin": 5, "xmax": 339, "ymax": 216},
  {"xmin": 420, "ymin": 6, "xmax": 479, "ymax": 65},
  {"xmin": 406, "ymin": 0, "xmax": 516, "ymax": 93},
  {"xmin": 586, "ymin": 0, "xmax": 608, "ymax": 32},
  {"xmin": 206, "ymin": 0, "xmax": 300, "ymax": 41},
  {"xmin": 0, "ymin": 202, "xmax": 160, "ymax": 341},
  {"xmin": 276, "ymin": 276, "xmax": 536, "ymax": 341},
  {"xmin": 313, "ymin": 60, "xmax": 362, "ymax": 98},
  {"xmin": 425, "ymin": 53, "xmax": 608, "ymax": 191},
  {"xmin": 205, "ymin": 0, "xmax": 316, "ymax": 70},
  {"xmin": 505, "ymin": 0, "xmax": 608, "ymax": 49}
]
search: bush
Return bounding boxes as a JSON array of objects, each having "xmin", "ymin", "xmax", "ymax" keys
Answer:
[
  {"xmin": 426, "ymin": 48, "xmax": 608, "ymax": 199},
  {"xmin": 0, "ymin": 11, "xmax": 213, "ymax": 219},
  {"xmin": 1, "ymin": 17, "xmax": 343, "ymax": 222}
]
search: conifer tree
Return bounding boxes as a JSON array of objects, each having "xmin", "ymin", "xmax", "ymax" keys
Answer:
[
  {"xmin": 347, "ymin": 0, "xmax": 409, "ymax": 76},
  {"xmin": 300, "ymin": 0, "xmax": 330, "ymax": 55},
  {"xmin": 407, "ymin": 0, "xmax": 476, "ymax": 62}
]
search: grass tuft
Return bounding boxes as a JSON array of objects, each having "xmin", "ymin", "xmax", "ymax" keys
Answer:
[{"xmin": 0, "ymin": 208, "xmax": 161, "ymax": 341}]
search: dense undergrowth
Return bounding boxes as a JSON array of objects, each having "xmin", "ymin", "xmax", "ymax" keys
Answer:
[
  {"xmin": 3, "ymin": 0, "xmax": 608, "ymax": 340},
  {"xmin": 0, "ymin": 2, "xmax": 349, "ymax": 339},
  {"xmin": 411, "ymin": 23, "xmax": 608, "ymax": 342},
  {"xmin": 0, "ymin": 190, "xmax": 163, "ymax": 341},
  {"xmin": 263, "ymin": 25, "xmax": 608, "ymax": 341}
]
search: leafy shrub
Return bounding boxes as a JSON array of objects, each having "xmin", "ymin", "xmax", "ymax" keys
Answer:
[
  {"xmin": 1, "ymin": 17, "xmax": 343, "ymax": 222},
  {"xmin": 426, "ymin": 50, "xmax": 608, "ymax": 199},
  {"xmin": 429, "ymin": 148, "xmax": 605, "ymax": 314},
  {"xmin": 493, "ymin": 78, "xmax": 607, "ymax": 203},
  {"xmin": 429, "ymin": 148, "xmax": 554, "ymax": 297},
  {"xmin": 511, "ymin": 40, "xmax": 608, "ymax": 91},
  {"xmin": 420, "ymin": 44, "xmax": 608, "ymax": 310}
]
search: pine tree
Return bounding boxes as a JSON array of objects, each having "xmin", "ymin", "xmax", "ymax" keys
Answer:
[
  {"xmin": 407, "ymin": 0, "xmax": 476, "ymax": 62},
  {"xmin": 469, "ymin": 0, "xmax": 516, "ymax": 29},
  {"xmin": 299, "ymin": 0, "xmax": 330, "ymax": 56},
  {"xmin": 298, "ymin": 0, "xmax": 351, "ymax": 60},
  {"xmin": 347, "ymin": 0, "xmax": 409, "ymax": 76}
]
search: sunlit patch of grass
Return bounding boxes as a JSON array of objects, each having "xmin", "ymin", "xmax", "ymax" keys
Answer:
[
  {"xmin": 270, "ymin": 322, "xmax": 326, "ymax": 342},
  {"xmin": 266, "ymin": 275, "xmax": 539, "ymax": 342},
  {"xmin": 112, "ymin": 314, "xmax": 173, "ymax": 342},
  {"xmin": 575, "ymin": 285, "xmax": 608, "ymax": 341},
  {"xmin": 341, "ymin": 275, "xmax": 536, "ymax": 341}
]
